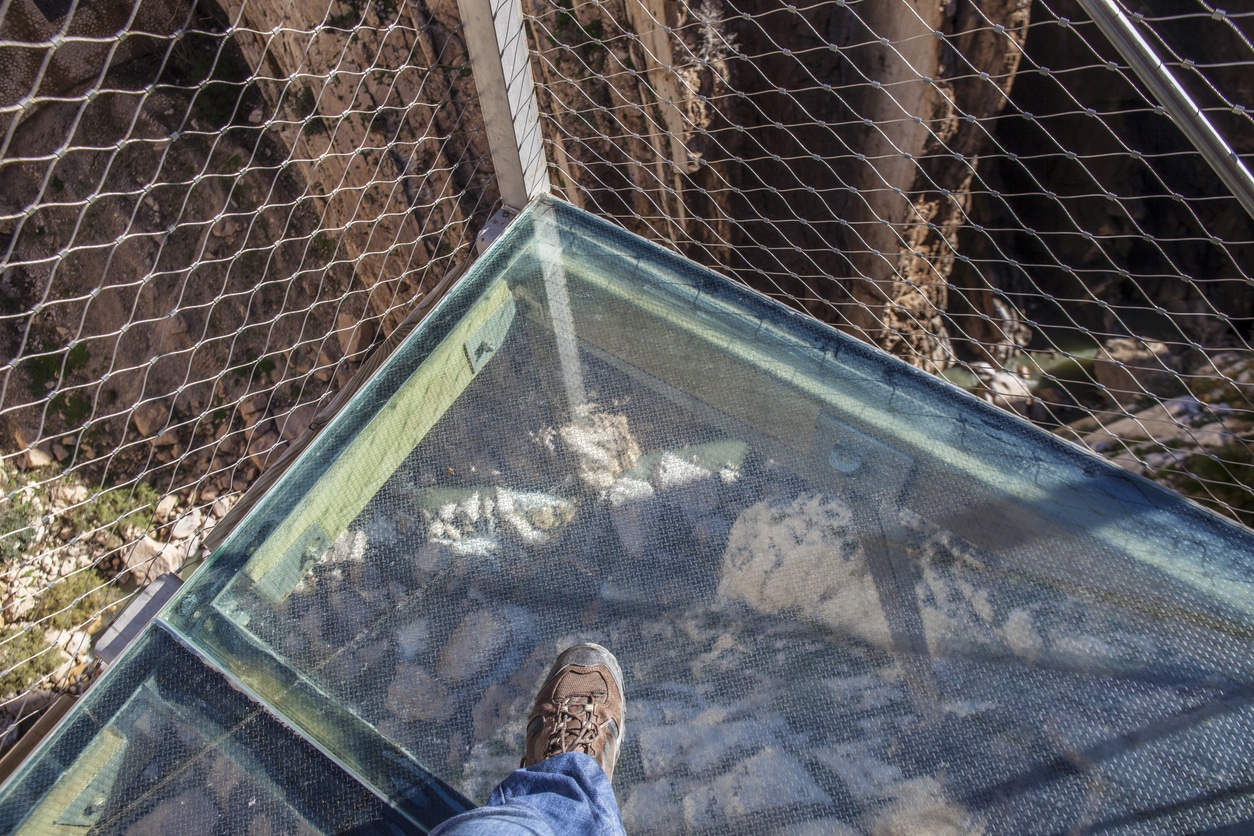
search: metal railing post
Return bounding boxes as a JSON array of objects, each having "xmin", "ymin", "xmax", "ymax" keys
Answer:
[
  {"xmin": 457, "ymin": 0, "xmax": 551, "ymax": 208},
  {"xmin": 1076, "ymin": 0, "xmax": 1254, "ymax": 220}
]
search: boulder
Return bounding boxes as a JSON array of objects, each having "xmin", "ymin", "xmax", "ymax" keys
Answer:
[
  {"xmin": 385, "ymin": 662, "xmax": 448, "ymax": 722},
  {"xmin": 437, "ymin": 611, "xmax": 510, "ymax": 682},
  {"xmin": 124, "ymin": 536, "xmax": 183, "ymax": 586},
  {"xmin": 718, "ymin": 494, "xmax": 891, "ymax": 649},
  {"xmin": 131, "ymin": 401, "xmax": 169, "ymax": 437},
  {"xmin": 336, "ymin": 312, "xmax": 376, "ymax": 357},
  {"xmin": 279, "ymin": 402, "xmax": 318, "ymax": 441},
  {"xmin": 1092, "ymin": 338, "xmax": 1181, "ymax": 406}
]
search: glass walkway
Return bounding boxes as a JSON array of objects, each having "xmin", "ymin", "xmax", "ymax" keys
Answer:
[{"xmin": 2, "ymin": 196, "xmax": 1253, "ymax": 833}]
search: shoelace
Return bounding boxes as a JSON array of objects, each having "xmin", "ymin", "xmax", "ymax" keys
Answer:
[{"xmin": 546, "ymin": 695, "xmax": 607, "ymax": 757}]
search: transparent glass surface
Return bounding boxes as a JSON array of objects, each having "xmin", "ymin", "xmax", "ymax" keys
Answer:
[
  {"xmin": 153, "ymin": 195, "xmax": 1254, "ymax": 833},
  {"xmin": 0, "ymin": 627, "xmax": 417, "ymax": 834}
]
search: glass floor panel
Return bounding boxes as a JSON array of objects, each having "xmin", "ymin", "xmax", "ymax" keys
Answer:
[
  {"xmin": 0, "ymin": 627, "xmax": 418, "ymax": 834},
  {"xmin": 4, "ymin": 194, "xmax": 1254, "ymax": 833}
]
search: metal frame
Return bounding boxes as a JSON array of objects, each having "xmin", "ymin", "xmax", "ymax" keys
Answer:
[{"xmin": 457, "ymin": 0, "xmax": 551, "ymax": 207}]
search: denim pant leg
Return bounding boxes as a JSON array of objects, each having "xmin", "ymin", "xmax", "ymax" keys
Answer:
[{"xmin": 429, "ymin": 753, "xmax": 626, "ymax": 836}]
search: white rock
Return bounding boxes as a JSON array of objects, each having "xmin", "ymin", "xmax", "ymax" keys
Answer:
[
  {"xmin": 155, "ymin": 494, "xmax": 178, "ymax": 522},
  {"xmin": 971, "ymin": 361, "xmax": 1032, "ymax": 414},
  {"xmin": 494, "ymin": 488, "xmax": 574, "ymax": 544},
  {"xmin": 651, "ymin": 453, "xmax": 712, "ymax": 490},
  {"xmin": 683, "ymin": 747, "xmax": 830, "ymax": 829},
  {"xmin": 864, "ymin": 777, "xmax": 974, "ymax": 836},
  {"xmin": 560, "ymin": 409, "xmax": 640, "ymax": 491},
  {"xmin": 812, "ymin": 744, "xmax": 903, "ymax": 799},
  {"xmin": 718, "ymin": 494, "xmax": 891, "ymax": 648},
  {"xmin": 169, "ymin": 509, "xmax": 203, "ymax": 540},
  {"xmin": 608, "ymin": 477, "xmax": 653, "ymax": 507},
  {"xmin": 124, "ymin": 536, "xmax": 183, "ymax": 585},
  {"xmin": 395, "ymin": 618, "xmax": 431, "ymax": 661},
  {"xmin": 638, "ymin": 719, "xmax": 780, "ymax": 779}
]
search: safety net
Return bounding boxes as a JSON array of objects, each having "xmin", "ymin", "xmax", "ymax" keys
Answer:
[{"xmin": 2, "ymin": 195, "xmax": 1253, "ymax": 833}]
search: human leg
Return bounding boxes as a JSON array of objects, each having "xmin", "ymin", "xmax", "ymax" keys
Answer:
[{"xmin": 428, "ymin": 643, "xmax": 627, "ymax": 836}]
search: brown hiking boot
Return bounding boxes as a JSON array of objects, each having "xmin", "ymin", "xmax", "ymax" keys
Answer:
[{"xmin": 522, "ymin": 642, "xmax": 626, "ymax": 780}]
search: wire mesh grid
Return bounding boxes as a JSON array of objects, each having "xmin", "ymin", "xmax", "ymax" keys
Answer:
[
  {"xmin": 522, "ymin": 0, "xmax": 1254, "ymax": 527},
  {"xmin": 0, "ymin": 0, "xmax": 496, "ymax": 742}
]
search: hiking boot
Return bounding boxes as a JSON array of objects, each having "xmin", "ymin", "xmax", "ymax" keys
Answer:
[{"xmin": 523, "ymin": 642, "xmax": 625, "ymax": 780}]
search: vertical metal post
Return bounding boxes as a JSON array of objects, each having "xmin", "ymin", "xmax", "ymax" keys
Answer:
[{"xmin": 457, "ymin": 0, "xmax": 551, "ymax": 208}]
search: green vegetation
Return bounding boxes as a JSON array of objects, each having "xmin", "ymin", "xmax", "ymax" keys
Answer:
[
  {"xmin": 25, "ymin": 341, "xmax": 90, "ymax": 397},
  {"xmin": 0, "ymin": 629, "xmax": 61, "ymax": 697},
  {"xmin": 49, "ymin": 393, "xmax": 91, "ymax": 426},
  {"xmin": 0, "ymin": 471, "xmax": 146, "ymax": 697},
  {"xmin": 69, "ymin": 483, "xmax": 158, "ymax": 542},
  {"xmin": 1166, "ymin": 444, "xmax": 1254, "ymax": 528},
  {"xmin": 313, "ymin": 232, "xmax": 336, "ymax": 261},
  {"xmin": 31, "ymin": 568, "xmax": 113, "ymax": 631},
  {"xmin": 0, "ymin": 490, "xmax": 37, "ymax": 566}
]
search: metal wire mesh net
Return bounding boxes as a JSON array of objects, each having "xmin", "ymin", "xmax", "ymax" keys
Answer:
[
  {"xmin": 0, "ymin": 0, "xmax": 495, "ymax": 738},
  {"xmin": 522, "ymin": 0, "xmax": 1254, "ymax": 528}
]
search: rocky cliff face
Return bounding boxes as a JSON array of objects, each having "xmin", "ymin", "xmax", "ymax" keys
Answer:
[
  {"xmin": 527, "ymin": 0, "xmax": 1032, "ymax": 373},
  {"xmin": 0, "ymin": 0, "xmax": 493, "ymax": 491}
]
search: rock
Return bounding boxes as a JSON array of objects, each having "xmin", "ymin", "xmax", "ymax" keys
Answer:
[
  {"xmin": 560, "ymin": 408, "xmax": 641, "ymax": 491},
  {"xmin": 385, "ymin": 662, "xmax": 448, "ymax": 722},
  {"xmin": 437, "ymin": 610, "xmax": 511, "ymax": 682},
  {"xmin": 169, "ymin": 509, "xmax": 203, "ymax": 540},
  {"xmin": 247, "ymin": 431, "xmax": 282, "ymax": 469},
  {"xmin": 622, "ymin": 776, "xmax": 695, "ymax": 833},
  {"xmin": 1092, "ymin": 337, "xmax": 1180, "ymax": 406},
  {"xmin": 46, "ymin": 628, "xmax": 93, "ymax": 660},
  {"xmin": 683, "ymin": 747, "xmax": 830, "ymax": 829},
  {"xmin": 132, "ymin": 401, "xmax": 169, "ymax": 437},
  {"xmin": 279, "ymin": 402, "xmax": 318, "ymax": 441},
  {"xmin": 336, "ymin": 312, "xmax": 376, "ymax": 357},
  {"xmin": 238, "ymin": 396, "xmax": 263, "ymax": 420},
  {"xmin": 21, "ymin": 444, "xmax": 54, "ymax": 469},
  {"xmin": 1080, "ymin": 396, "xmax": 1203, "ymax": 452},
  {"xmin": 155, "ymin": 494, "xmax": 178, "ymax": 522},
  {"xmin": 494, "ymin": 488, "xmax": 575, "ymax": 545},
  {"xmin": 53, "ymin": 483, "xmax": 89, "ymax": 507},
  {"xmin": 718, "ymin": 494, "xmax": 891, "ymax": 648},
  {"xmin": 608, "ymin": 477, "xmax": 653, "ymax": 507},
  {"xmin": 420, "ymin": 488, "xmax": 574, "ymax": 555},
  {"xmin": 638, "ymin": 719, "xmax": 781, "ymax": 779},
  {"xmin": 812, "ymin": 743, "xmax": 903, "ymax": 799},
  {"xmin": 395, "ymin": 618, "xmax": 432, "ymax": 661},
  {"xmin": 651, "ymin": 453, "xmax": 711, "ymax": 490},
  {"xmin": 210, "ymin": 496, "xmax": 234, "ymax": 519},
  {"xmin": 865, "ymin": 777, "xmax": 976, "ymax": 836},
  {"xmin": 154, "ymin": 429, "xmax": 179, "ymax": 447},
  {"xmin": 124, "ymin": 536, "xmax": 183, "ymax": 585},
  {"xmin": 970, "ymin": 361, "xmax": 1033, "ymax": 415}
]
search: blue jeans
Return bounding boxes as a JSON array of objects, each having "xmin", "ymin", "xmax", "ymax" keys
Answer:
[{"xmin": 429, "ymin": 753, "xmax": 626, "ymax": 836}]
